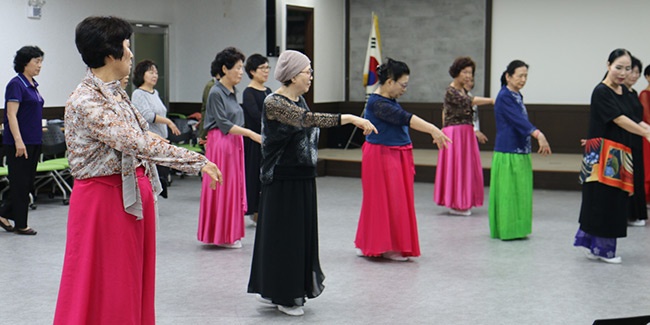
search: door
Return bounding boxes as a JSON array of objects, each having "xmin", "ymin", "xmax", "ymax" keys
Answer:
[
  {"xmin": 286, "ymin": 6, "xmax": 314, "ymax": 107},
  {"xmin": 130, "ymin": 23, "xmax": 169, "ymax": 107}
]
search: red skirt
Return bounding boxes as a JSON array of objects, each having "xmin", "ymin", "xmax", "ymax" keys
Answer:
[
  {"xmin": 434, "ymin": 124, "xmax": 484, "ymax": 210},
  {"xmin": 54, "ymin": 167, "xmax": 156, "ymax": 325},
  {"xmin": 198, "ymin": 128, "xmax": 246, "ymax": 244},
  {"xmin": 355, "ymin": 142, "xmax": 420, "ymax": 257}
]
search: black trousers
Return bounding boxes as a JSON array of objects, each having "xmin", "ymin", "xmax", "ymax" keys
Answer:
[
  {"xmin": 156, "ymin": 165, "xmax": 169, "ymax": 198},
  {"xmin": 1, "ymin": 144, "xmax": 41, "ymax": 229}
]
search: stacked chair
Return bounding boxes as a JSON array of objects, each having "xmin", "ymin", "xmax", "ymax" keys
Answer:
[{"xmin": 34, "ymin": 122, "xmax": 71, "ymax": 205}]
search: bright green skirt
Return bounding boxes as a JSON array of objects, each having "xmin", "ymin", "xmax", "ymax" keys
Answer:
[{"xmin": 489, "ymin": 152, "xmax": 533, "ymax": 240}]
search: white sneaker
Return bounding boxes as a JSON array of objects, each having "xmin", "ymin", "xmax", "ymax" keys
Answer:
[
  {"xmin": 579, "ymin": 247, "xmax": 598, "ymax": 260},
  {"xmin": 256, "ymin": 296, "xmax": 276, "ymax": 307},
  {"xmin": 355, "ymin": 248, "xmax": 365, "ymax": 257},
  {"xmin": 382, "ymin": 251, "xmax": 409, "ymax": 262},
  {"xmin": 628, "ymin": 220, "xmax": 646, "ymax": 227},
  {"xmin": 278, "ymin": 305, "xmax": 304, "ymax": 316},
  {"xmin": 449, "ymin": 209, "xmax": 471, "ymax": 216},
  {"xmin": 598, "ymin": 256, "xmax": 622, "ymax": 264},
  {"xmin": 217, "ymin": 240, "xmax": 242, "ymax": 249}
]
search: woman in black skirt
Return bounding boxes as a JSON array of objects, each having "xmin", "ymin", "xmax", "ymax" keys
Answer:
[
  {"xmin": 242, "ymin": 54, "xmax": 272, "ymax": 224},
  {"xmin": 247, "ymin": 50, "xmax": 376, "ymax": 316}
]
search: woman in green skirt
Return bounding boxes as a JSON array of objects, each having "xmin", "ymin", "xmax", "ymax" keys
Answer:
[{"xmin": 489, "ymin": 60, "xmax": 551, "ymax": 240}]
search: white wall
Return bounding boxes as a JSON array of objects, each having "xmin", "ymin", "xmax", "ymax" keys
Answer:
[
  {"xmin": 491, "ymin": 0, "xmax": 650, "ymax": 104},
  {"xmin": 0, "ymin": 0, "xmax": 175, "ymax": 107},
  {"xmin": 278, "ymin": 0, "xmax": 346, "ymax": 103},
  {"xmin": 0, "ymin": 0, "xmax": 346, "ymax": 107},
  {"xmin": 9, "ymin": 1, "xmax": 638, "ymax": 107}
]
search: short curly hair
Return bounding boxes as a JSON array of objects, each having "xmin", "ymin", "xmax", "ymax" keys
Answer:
[
  {"xmin": 211, "ymin": 47, "xmax": 245, "ymax": 78},
  {"xmin": 448, "ymin": 56, "xmax": 475, "ymax": 78},
  {"xmin": 133, "ymin": 60, "xmax": 157, "ymax": 87},
  {"xmin": 13, "ymin": 46, "xmax": 44, "ymax": 73},
  {"xmin": 75, "ymin": 16, "xmax": 132, "ymax": 69}
]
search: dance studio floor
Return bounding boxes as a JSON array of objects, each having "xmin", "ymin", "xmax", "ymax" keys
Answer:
[{"xmin": 2, "ymin": 173, "xmax": 649, "ymax": 324}]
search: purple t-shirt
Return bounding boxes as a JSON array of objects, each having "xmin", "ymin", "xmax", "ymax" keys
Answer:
[{"xmin": 4, "ymin": 74, "xmax": 44, "ymax": 145}]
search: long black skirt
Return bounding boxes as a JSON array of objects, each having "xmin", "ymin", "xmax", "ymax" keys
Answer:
[
  {"xmin": 630, "ymin": 141, "xmax": 648, "ymax": 221},
  {"xmin": 244, "ymin": 137, "xmax": 261, "ymax": 214},
  {"xmin": 579, "ymin": 182, "xmax": 630, "ymax": 238},
  {"xmin": 247, "ymin": 177, "xmax": 325, "ymax": 307}
]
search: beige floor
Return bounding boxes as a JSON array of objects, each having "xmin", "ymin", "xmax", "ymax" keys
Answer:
[{"xmin": 3, "ymin": 175, "xmax": 650, "ymax": 324}]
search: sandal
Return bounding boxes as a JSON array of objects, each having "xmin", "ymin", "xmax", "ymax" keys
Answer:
[
  {"xmin": 0, "ymin": 218, "xmax": 13, "ymax": 232},
  {"xmin": 14, "ymin": 227, "xmax": 37, "ymax": 236}
]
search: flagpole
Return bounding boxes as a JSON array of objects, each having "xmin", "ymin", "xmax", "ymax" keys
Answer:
[
  {"xmin": 343, "ymin": 93, "xmax": 370, "ymax": 150},
  {"xmin": 344, "ymin": 12, "xmax": 381, "ymax": 150}
]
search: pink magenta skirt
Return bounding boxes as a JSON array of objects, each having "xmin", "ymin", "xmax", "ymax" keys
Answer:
[
  {"xmin": 355, "ymin": 142, "xmax": 420, "ymax": 257},
  {"xmin": 434, "ymin": 124, "xmax": 484, "ymax": 210},
  {"xmin": 54, "ymin": 167, "xmax": 156, "ymax": 325},
  {"xmin": 198, "ymin": 128, "xmax": 246, "ymax": 244}
]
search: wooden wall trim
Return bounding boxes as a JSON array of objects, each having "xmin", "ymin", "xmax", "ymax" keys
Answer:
[{"xmin": 334, "ymin": 101, "xmax": 589, "ymax": 154}]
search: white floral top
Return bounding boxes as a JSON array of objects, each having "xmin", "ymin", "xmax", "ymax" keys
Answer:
[{"xmin": 65, "ymin": 69, "xmax": 208, "ymax": 218}]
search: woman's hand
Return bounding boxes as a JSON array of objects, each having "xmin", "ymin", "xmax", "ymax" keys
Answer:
[
  {"xmin": 201, "ymin": 161, "xmax": 223, "ymax": 189},
  {"xmin": 537, "ymin": 133, "xmax": 552, "ymax": 155},
  {"xmin": 249, "ymin": 131, "xmax": 262, "ymax": 144},
  {"xmin": 15, "ymin": 141, "xmax": 27, "ymax": 158},
  {"xmin": 348, "ymin": 115, "xmax": 378, "ymax": 135},
  {"xmin": 167, "ymin": 120, "xmax": 181, "ymax": 136},
  {"xmin": 475, "ymin": 130, "xmax": 488, "ymax": 144},
  {"xmin": 431, "ymin": 129, "xmax": 452, "ymax": 149}
]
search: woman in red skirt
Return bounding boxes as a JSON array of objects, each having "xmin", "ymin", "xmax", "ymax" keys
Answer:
[
  {"xmin": 354, "ymin": 58, "xmax": 451, "ymax": 261},
  {"xmin": 53, "ymin": 16, "xmax": 222, "ymax": 325}
]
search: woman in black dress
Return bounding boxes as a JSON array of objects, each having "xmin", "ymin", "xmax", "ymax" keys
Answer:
[
  {"xmin": 575, "ymin": 49, "xmax": 650, "ymax": 264},
  {"xmin": 247, "ymin": 50, "xmax": 376, "ymax": 316},
  {"xmin": 242, "ymin": 54, "xmax": 272, "ymax": 225}
]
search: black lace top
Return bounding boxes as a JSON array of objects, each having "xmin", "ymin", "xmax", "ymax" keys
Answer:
[{"xmin": 260, "ymin": 93, "xmax": 341, "ymax": 184}]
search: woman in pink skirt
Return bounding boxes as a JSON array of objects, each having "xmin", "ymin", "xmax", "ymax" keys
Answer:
[
  {"xmin": 434, "ymin": 57, "xmax": 494, "ymax": 216},
  {"xmin": 198, "ymin": 47, "xmax": 261, "ymax": 248},
  {"xmin": 355, "ymin": 58, "xmax": 451, "ymax": 261},
  {"xmin": 54, "ymin": 16, "xmax": 222, "ymax": 325}
]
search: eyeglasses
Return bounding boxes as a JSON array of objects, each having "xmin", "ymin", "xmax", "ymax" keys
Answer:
[
  {"xmin": 397, "ymin": 81, "xmax": 408, "ymax": 89},
  {"xmin": 257, "ymin": 65, "xmax": 271, "ymax": 71},
  {"xmin": 300, "ymin": 69, "xmax": 314, "ymax": 76}
]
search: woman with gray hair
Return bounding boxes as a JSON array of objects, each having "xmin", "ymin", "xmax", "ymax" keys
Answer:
[{"xmin": 247, "ymin": 50, "xmax": 376, "ymax": 316}]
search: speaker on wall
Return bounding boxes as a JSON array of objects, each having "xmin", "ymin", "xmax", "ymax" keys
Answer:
[{"xmin": 266, "ymin": 0, "xmax": 280, "ymax": 57}]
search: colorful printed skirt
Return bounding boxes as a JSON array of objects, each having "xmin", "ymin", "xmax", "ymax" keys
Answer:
[
  {"xmin": 198, "ymin": 128, "xmax": 246, "ymax": 244},
  {"xmin": 579, "ymin": 137, "xmax": 631, "ymax": 238},
  {"xmin": 488, "ymin": 152, "xmax": 533, "ymax": 240},
  {"xmin": 355, "ymin": 142, "xmax": 420, "ymax": 257},
  {"xmin": 434, "ymin": 124, "xmax": 484, "ymax": 210},
  {"xmin": 54, "ymin": 167, "xmax": 156, "ymax": 325}
]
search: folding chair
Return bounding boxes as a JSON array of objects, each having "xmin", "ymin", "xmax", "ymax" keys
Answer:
[{"xmin": 34, "ymin": 123, "xmax": 72, "ymax": 205}]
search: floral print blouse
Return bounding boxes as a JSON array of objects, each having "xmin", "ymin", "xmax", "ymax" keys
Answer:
[
  {"xmin": 65, "ymin": 69, "xmax": 208, "ymax": 218},
  {"xmin": 442, "ymin": 85, "xmax": 474, "ymax": 127}
]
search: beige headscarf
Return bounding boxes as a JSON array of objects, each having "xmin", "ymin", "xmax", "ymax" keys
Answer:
[{"xmin": 274, "ymin": 50, "xmax": 311, "ymax": 82}]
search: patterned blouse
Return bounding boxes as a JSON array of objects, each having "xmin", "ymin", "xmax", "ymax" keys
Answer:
[
  {"xmin": 65, "ymin": 69, "xmax": 208, "ymax": 218},
  {"xmin": 443, "ymin": 85, "xmax": 474, "ymax": 127},
  {"xmin": 260, "ymin": 93, "xmax": 340, "ymax": 184}
]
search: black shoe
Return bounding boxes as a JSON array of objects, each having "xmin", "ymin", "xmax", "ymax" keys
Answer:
[
  {"xmin": 14, "ymin": 227, "xmax": 37, "ymax": 235},
  {"xmin": 0, "ymin": 219, "xmax": 13, "ymax": 232}
]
